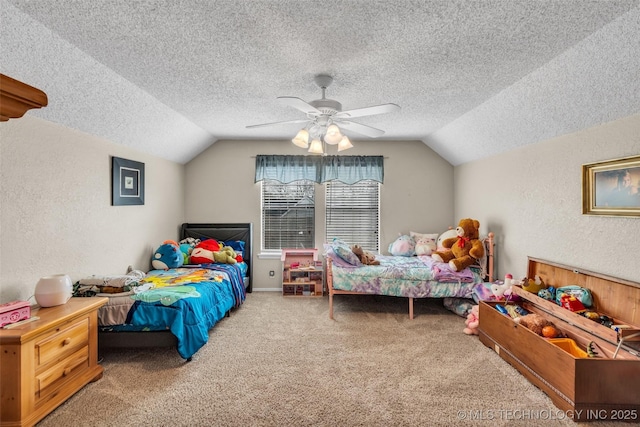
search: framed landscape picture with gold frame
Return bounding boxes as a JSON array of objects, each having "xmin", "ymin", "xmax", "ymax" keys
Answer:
[{"xmin": 582, "ymin": 155, "xmax": 640, "ymax": 217}]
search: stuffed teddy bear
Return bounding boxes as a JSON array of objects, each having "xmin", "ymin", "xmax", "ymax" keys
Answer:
[
  {"xmin": 351, "ymin": 245, "xmax": 380, "ymax": 265},
  {"xmin": 151, "ymin": 242, "xmax": 184, "ymax": 270},
  {"xmin": 463, "ymin": 305, "xmax": 479, "ymax": 335},
  {"xmin": 388, "ymin": 234, "xmax": 415, "ymax": 257},
  {"xmin": 431, "ymin": 218, "xmax": 484, "ymax": 272},
  {"xmin": 190, "ymin": 239, "xmax": 221, "ymax": 264},
  {"xmin": 212, "ymin": 246, "xmax": 237, "ymax": 264},
  {"xmin": 515, "ymin": 313, "xmax": 558, "ymax": 336}
]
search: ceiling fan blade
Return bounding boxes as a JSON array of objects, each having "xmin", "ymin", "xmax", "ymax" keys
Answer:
[
  {"xmin": 338, "ymin": 121, "xmax": 386, "ymax": 138},
  {"xmin": 278, "ymin": 96, "xmax": 321, "ymax": 115},
  {"xmin": 246, "ymin": 118, "xmax": 309, "ymax": 129},
  {"xmin": 334, "ymin": 103, "xmax": 400, "ymax": 119}
]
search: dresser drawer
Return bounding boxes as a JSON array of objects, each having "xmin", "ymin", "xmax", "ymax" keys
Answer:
[
  {"xmin": 35, "ymin": 317, "xmax": 89, "ymax": 367},
  {"xmin": 36, "ymin": 346, "xmax": 89, "ymax": 399}
]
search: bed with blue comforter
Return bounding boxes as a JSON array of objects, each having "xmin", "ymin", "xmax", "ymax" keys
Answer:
[
  {"xmin": 93, "ymin": 223, "xmax": 253, "ymax": 360},
  {"xmin": 98, "ymin": 265, "xmax": 246, "ymax": 359}
]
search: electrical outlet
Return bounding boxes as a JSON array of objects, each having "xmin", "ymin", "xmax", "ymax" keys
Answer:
[{"xmin": 269, "ymin": 270, "xmax": 275, "ymax": 279}]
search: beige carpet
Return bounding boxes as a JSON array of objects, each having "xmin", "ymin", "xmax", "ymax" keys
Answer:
[{"xmin": 39, "ymin": 293, "xmax": 623, "ymax": 427}]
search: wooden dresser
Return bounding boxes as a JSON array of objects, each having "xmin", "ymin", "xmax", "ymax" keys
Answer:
[
  {"xmin": 0, "ymin": 297, "xmax": 108, "ymax": 427},
  {"xmin": 478, "ymin": 258, "xmax": 640, "ymax": 422}
]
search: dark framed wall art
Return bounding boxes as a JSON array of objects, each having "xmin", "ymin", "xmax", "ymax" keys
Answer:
[
  {"xmin": 111, "ymin": 156, "xmax": 145, "ymax": 206},
  {"xmin": 582, "ymin": 155, "xmax": 640, "ymax": 217}
]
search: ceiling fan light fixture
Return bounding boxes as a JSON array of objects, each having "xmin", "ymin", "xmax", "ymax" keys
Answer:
[
  {"xmin": 292, "ymin": 129, "xmax": 310, "ymax": 148},
  {"xmin": 337, "ymin": 135, "xmax": 353, "ymax": 152},
  {"xmin": 324, "ymin": 124, "xmax": 342, "ymax": 145},
  {"xmin": 308, "ymin": 138, "xmax": 324, "ymax": 154}
]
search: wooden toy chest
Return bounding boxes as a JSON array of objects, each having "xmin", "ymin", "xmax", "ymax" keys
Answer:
[{"xmin": 478, "ymin": 257, "xmax": 640, "ymax": 422}]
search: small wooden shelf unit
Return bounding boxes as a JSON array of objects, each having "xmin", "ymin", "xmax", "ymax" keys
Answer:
[{"xmin": 281, "ymin": 248, "xmax": 324, "ymax": 297}]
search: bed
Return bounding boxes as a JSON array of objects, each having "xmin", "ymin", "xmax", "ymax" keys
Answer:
[
  {"xmin": 89, "ymin": 223, "xmax": 253, "ymax": 360},
  {"xmin": 325, "ymin": 232, "xmax": 495, "ymax": 319}
]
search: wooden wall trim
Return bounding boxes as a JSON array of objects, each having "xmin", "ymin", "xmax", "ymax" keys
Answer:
[{"xmin": 0, "ymin": 73, "xmax": 48, "ymax": 121}]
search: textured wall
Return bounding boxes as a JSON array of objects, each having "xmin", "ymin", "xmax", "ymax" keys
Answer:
[
  {"xmin": 185, "ymin": 140, "xmax": 455, "ymax": 289},
  {"xmin": 455, "ymin": 113, "xmax": 640, "ymax": 283},
  {"xmin": 0, "ymin": 116, "xmax": 185, "ymax": 303}
]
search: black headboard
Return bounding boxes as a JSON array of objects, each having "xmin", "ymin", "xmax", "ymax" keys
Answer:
[{"xmin": 180, "ymin": 223, "xmax": 253, "ymax": 292}]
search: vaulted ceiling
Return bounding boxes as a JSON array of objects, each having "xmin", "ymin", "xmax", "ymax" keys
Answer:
[{"xmin": 2, "ymin": 1, "xmax": 639, "ymax": 165}]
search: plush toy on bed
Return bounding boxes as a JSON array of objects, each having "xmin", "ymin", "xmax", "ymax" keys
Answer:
[
  {"xmin": 190, "ymin": 239, "xmax": 220, "ymax": 264},
  {"xmin": 388, "ymin": 234, "xmax": 415, "ymax": 257},
  {"xmin": 431, "ymin": 218, "xmax": 484, "ymax": 272},
  {"xmin": 151, "ymin": 241, "xmax": 184, "ymax": 270},
  {"xmin": 351, "ymin": 244, "xmax": 380, "ymax": 265},
  {"xmin": 178, "ymin": 237, "xmax": 200, "ymax": 265},
  {"xmin": 463, "ymin": 305, "xmax": 480, "ymax": 335},
  {"xmin": 212, "ymin": 246, "xmax": 237, "ymax": 264},
  {"xmin": 414, "ymin": 236, "xmax": 433, "ymax": 255}
]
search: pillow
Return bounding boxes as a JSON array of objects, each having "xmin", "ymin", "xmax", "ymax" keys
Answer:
[
  {"xmin": 324, "ymin": 246, "xmax": 360, "ymax": 268},
  {"xmin": 436, "ymin": 229, "xmax": 458, "ymax": 250},
  {"xmin": 328, "ymin": 239, "xmax": 362, "ymax": 266},
  {"xmin": 388, "ymin": 234, "xmax": 415, "ymax": 257},
  {"xmin": 223, "ymin": 240, "xmax": 245, "ymax": 253},
  {"xmin": 409, "ymin": 231, "xmax": 438, "ymax": 256}
]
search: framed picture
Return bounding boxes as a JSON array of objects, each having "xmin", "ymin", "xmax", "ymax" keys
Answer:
[
  {"xmin": 111, "ymin": 156, "xmax": 145, "ymax": 206},
  {"xmin": 582, "ymin": 155, "xmax": 640, "ymax": 216}
]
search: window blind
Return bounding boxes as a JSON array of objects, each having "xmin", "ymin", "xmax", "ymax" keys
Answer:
[
  {"xmin": 261, "ymin": 180, "xmax": 315, "ymax": 250},
  {"xmin": 326, "ymin": 180, "xmax": 379, "ymax": 252}
]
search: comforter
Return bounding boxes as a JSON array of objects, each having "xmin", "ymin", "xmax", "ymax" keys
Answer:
[
  {"xmin": 96, "ymin": 264, "xmax": 246, "ymax": 359},
  {"xmin": 330, "ymin": 254, "xmax": 482, "ymax": 299}
]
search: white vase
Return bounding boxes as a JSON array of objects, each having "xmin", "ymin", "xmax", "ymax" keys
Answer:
[{"xmin": 35, "ymin": 274, "xmax": 73, "ymax": 307}]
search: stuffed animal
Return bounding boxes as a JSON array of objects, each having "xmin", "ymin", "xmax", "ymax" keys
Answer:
[
  {"xmin": 151, "ymin": 242, "xmax": 184, "ymax": 270},
  {"xmin": 388, "ymin": 234, "xmax": 415, "ymax": 257},
  {"xmin": 463, "ymin": 305, "xmax": 479, "ymax": 335},
  {"xmin": 212, "ymin": 246, "xmax": 237, "ymax": 264},
  {"xmin": 431, "ymin": 218, "xmax": 484, "ymax": 272},
  {"xmin": 413, "ymin": 235, "xmax": 436, "ymax": 256},
  {"xmin": 522, "ymin": 275, "xmax": 546, "ymax": 294},
  {"xmin": 190, "ymin": 239, "xmax": 221, "ymax": 264},
  {"xmin": 178, "ymin": 237, "xmax": 200, "ymax": 265},
  {"xmin": 351, "ymin": 245, "xmax": 380, "ymax": 265},
  {"xmin": 514, "ymin": 313, "xmax": 556, "ymax": 336}
]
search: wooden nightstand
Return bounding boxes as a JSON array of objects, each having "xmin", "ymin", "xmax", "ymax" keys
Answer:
[{"xmin": 0, "ymin": 297, "xmax": 108, "ymax": 427}]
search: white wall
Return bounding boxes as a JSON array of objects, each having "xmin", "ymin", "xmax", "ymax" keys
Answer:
[
  {"xmin": 0, "ymin": 116, "xmax": 185, "ymax": 303},
  {"xmin": 455, "ymin": 113, "xmax": 640, "ymax": 283},
  {"xmin": 185, "ymin": 140, "xmax": 455, "ymax": 289}
]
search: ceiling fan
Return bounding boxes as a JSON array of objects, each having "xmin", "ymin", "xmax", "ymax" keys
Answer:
[{"xmin": 247, "ymin": 75, "xmax": 400, "ymax": 147}]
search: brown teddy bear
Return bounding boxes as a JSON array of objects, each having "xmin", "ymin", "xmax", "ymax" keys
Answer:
[
  {"xmin": 351, "ymin": 245, "xmax": 380, "ymax": 265},
  {"xmin": 431, "ymin": 218, "xmax": 484, "ymax": 271}
]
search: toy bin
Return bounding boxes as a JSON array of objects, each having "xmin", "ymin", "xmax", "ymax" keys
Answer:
[{"xmin": 548, "ymin": 338, "xmax": 588, "ymax": 358}]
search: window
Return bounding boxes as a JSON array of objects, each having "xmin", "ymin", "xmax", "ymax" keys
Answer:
[
  {"xmin": 326, "ymin": 180, "xmax": 380, "ymax": 252},
  {"xmin": 261, "ymin": 179, "xmax": 315, "ymax": 250},
  {"xmin": 255, "ymin": 155, "xmax": 383, "ymax": 253}
]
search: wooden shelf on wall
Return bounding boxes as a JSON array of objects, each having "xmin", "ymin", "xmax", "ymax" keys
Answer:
[{"xmin": 0, "ymin": 73, "xmax": 48, "ymax": 121}]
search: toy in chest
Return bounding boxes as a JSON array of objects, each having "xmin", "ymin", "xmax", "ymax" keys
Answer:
[{"xmin": 0, "ymin": 300, "xmax": 31, "ymax": 327}]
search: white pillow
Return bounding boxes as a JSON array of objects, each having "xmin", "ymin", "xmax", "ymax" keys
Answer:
[
  {"xmin": 436, "ymin": 229, "xmax": 458, "ymax": 250},
  {"xmin": 410, "ymin": 231, "xmax": 438, "ymax": 256}
]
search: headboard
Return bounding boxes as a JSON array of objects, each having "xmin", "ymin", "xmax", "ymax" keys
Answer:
[{"xmin": 180, "ymin": 223, "xmax": 253, "ymax": 292}]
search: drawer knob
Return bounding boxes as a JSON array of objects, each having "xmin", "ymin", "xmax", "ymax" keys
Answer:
[
  {"xmin": 63, "ymin": 368, "xmax": 71, "ymax": 376},
  {"xmin": 62, "ymin": 338, "xmax": 72, "ymax": 346}
]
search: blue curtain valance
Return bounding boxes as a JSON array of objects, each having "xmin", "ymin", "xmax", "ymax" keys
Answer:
[{"xmin": 254, "ymin": 155, "xmax": 383, "ymax": 184}]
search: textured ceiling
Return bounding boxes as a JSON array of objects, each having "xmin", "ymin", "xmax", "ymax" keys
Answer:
[{"xmin": 2, "ymin": 1, "xmax": 639, "ymax": 165}]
